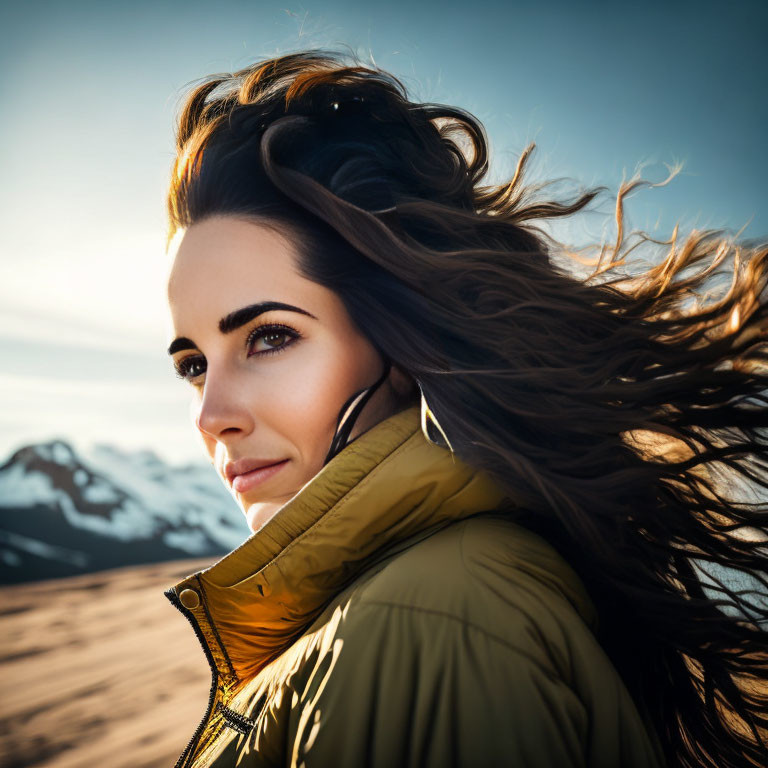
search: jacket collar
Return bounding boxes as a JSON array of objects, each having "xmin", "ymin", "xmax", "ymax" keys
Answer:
[{"xmin": 165, "ymin": 405, "xmax": 582, "ymax": 683}]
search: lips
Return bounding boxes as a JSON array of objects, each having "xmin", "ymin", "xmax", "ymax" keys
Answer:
[
  {"xmin": 229, "ymin": 459, "xmax": 290, "ymax": 494},
  {"xmin": 225, "ymin": 457, "xmax": 287, "ymax": 487}
]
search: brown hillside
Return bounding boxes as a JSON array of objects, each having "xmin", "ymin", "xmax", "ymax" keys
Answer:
[{"xmin": 0, "ymin": 559, "xmax": 216, "ymax": 768}]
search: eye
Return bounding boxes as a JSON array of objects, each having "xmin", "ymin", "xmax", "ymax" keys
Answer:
[
  {"xmin": 246, "ymin": 322, "xmax": 302, "ymax": 358},
  {"xmin": 173, "ymin": 355, "xmax": 206, "ymax": 382},
  {"xmin": 172, "ymin": 323, "xmax": 302, "ymax": 383}
]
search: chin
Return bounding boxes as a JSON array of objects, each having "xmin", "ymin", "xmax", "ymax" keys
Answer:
[
  {"xmin": 244, "ymin": 494, "xmax": 295, "ymax": 533},
  {"xmin": 245, "ymin": 504, "xmax": 270, "ymax": 534}
]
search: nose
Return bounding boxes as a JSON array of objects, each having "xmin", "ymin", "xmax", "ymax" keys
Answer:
[{"xmin": 193, "ymin": 371, "xmax": 254, "ymax": 440}]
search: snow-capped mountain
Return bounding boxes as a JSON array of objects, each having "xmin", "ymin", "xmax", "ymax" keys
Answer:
[{"xmin": 0, "ymin": 438, "xmax": 252, "ymax": 584}]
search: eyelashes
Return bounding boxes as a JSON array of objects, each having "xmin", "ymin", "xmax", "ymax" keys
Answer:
[
  {"xmin": 245, "ymin": 322, "xmax": 302, "ymax": 358},
  {"xmin": 173, "ymin": 323, "xmax": 302, "ymax": 383}
]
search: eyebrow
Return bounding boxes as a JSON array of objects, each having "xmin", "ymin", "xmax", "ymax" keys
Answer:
[{"xmin": 166, "ymin": 301, "xmax": 318, "ymax": 356}]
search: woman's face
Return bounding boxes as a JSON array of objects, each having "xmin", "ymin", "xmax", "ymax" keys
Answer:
[{"xmin": 166, "ymin": 215, "xmax": 413, "ymax": 533}]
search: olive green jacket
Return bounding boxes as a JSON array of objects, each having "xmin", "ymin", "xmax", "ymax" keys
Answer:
[{"xmin": 164, "ymin": 405, "xmax": 665, "ymax": 767}]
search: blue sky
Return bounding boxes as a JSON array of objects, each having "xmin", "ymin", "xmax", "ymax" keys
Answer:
[{"xmin": 0, "ymin": 0, "xmax": 765, "ymax": 464}]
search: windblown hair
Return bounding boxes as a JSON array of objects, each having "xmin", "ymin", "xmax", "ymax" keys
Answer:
[{"xmin": 167, "ymin": 50, "xmax": 768, "ymax": 768}]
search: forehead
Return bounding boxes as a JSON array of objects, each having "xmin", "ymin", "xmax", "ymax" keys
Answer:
[{"xmin": 166, "ymin": 215, "xmax": 319, "ymax": 322}]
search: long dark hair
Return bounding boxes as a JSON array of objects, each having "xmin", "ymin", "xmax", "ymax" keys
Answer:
[{"xmin": 166, "ymin": 49, "xmax": 768, "ymax": 768}]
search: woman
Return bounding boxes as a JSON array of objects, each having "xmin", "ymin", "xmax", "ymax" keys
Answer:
[{"xmin": 162, "ymin": 50, "xmax": 768, "ymax": 768}]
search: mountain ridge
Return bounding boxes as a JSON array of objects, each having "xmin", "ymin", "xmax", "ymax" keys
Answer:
[{"xmin": 0, "ymin": 437, "xmax": 250, "ymax": 584}]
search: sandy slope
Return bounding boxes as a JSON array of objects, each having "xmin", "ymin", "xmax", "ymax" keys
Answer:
[{"xmin": 0, "ymin": 559, "xmax": 219, "ymax": 768}]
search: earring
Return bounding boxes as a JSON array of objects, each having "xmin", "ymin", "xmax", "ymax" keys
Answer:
[
  {"xmin": 417, "ymin": 381, "xmax": 455, "ymax": 457},
  {"xmin": 322, "ymin": 359, "xmax": 393, "ymax": 467}
]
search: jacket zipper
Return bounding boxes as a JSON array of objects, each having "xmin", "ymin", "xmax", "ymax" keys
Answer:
[{"xmin": 164, "ymin": 586, "xmax": 219, "ymax": 768}]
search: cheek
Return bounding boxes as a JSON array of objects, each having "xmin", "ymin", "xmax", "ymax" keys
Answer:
[{"xmin": 257, "ymin": 336, "xmax": 376, "ymax": 460}]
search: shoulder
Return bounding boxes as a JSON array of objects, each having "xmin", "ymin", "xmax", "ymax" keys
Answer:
[
  {"xmin": 320, "ymin": 516, "xmax": 663, "ymax": 766},
  {"xmin": 280, "ymin": 515, "xmax": 654, "ymax": 768},
  {"xmin": 345, "ymin": 512, "xmax": 598, "ymax": 678},
  {"xmin": 281, "ymin": 515, "xmax": 664, "ymax": 768}
]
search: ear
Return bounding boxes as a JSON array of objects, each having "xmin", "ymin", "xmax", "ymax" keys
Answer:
[{"xmin": 390, "ymin": 364, "xmax": 419, "ymax": 400}]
